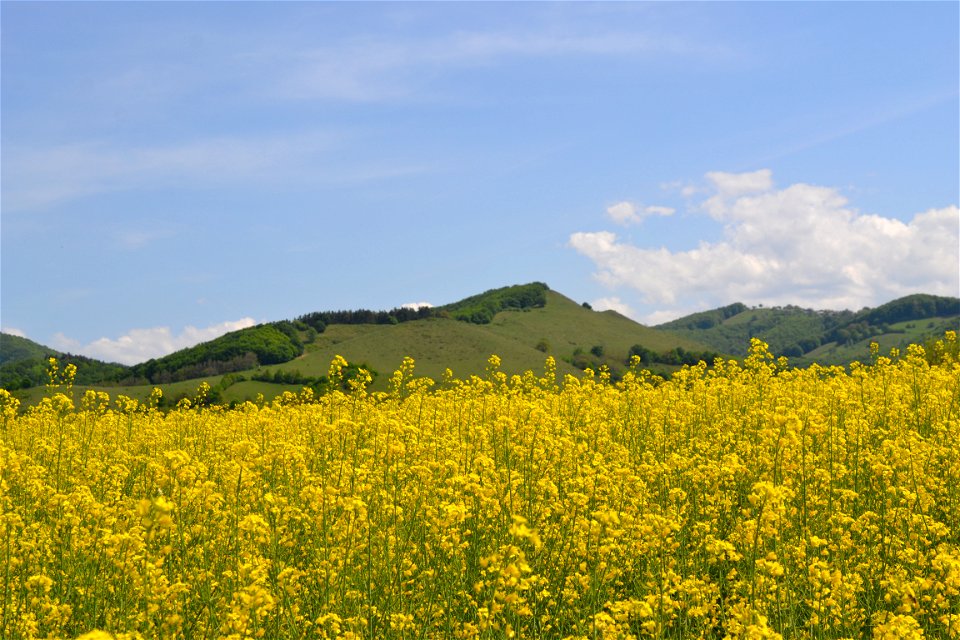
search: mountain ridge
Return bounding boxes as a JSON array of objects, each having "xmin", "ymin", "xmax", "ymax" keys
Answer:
[{"xmin": 2, "ymin": 285, "xmax": 957, "ymax": 403}]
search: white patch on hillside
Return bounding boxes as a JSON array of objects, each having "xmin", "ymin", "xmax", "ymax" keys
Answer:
[{"xmin": 591, "ymin": 296, "xmax": 636, "ymax": 318}]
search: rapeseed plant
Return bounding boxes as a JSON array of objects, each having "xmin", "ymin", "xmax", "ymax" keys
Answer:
[{"xmin": 0, "ymin": 334, "xmax": 957, "ymax": 638}]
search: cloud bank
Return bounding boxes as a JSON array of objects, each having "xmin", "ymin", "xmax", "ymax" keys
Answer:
[
  {"xmin": 571, "ymin": 170, "xmax": 959, "ymax": 323},
  {"xmin": 52, "ymin": 317, "xmax": 257, "ymax": 366}
]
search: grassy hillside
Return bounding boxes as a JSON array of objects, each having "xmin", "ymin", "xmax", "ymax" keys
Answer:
[
  {"xmin": 276, "ymin": 317, "xmax": 572, "ymax": 385},
  {"xmin": 659, "ymin": 293, "xmax": 959, "ymax": 365},
  {"xmin": 482, "ymin": 291, "xmax": 715, "ymax": 368},
  {"xmin": 657, "ymin": 305, "xmax": 852, "ymax": 356},
  {"xmin": 5, "ymin": 287, "xmax": 719, "ymax": 405},
  {"xmin": 793, "ymin": 315, "xmax": 960, "ymax": 367},
  {"xmin": 255, "ymin": 290, "xmax": 719, "ymax": 389},
  {"xmin": 8, "ymin": 286, "xmax": 953, "ymax": 406}
]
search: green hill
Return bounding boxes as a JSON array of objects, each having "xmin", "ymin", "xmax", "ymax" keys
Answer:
[
  {"xmin": 7, "ymin": 286, "xmax": 955, "ymax": 406},
  {"xmin": 656, "ymin": 305, "xmax": 853, "ymax": 357},
  {"xmin": 0, "ymin": 333, "xmax": 56, "ymax": 365},
  {"xmin": 127, "ymin": 321, "xmax": 309, "ymax": 384},
  {"xmin": 2, "ymin": 284, "xmax": 718, "ymax": 405},
  {"xmin": 658, "ymin": 293, "xmax": 959, "ymax": 365},
  {"xmin": 266, "ymin": 289, "xmax": 715, "ymax": 386}
]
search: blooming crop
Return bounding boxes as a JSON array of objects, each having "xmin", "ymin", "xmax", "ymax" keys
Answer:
[{"xmin": 1, "ymin": 334, "xmax": 958, "ymax": 639}]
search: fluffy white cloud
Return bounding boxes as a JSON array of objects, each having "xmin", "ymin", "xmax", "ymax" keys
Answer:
[
  {"xmin": 401, "ymin": 302, "xmax": 434, "ymax": 310},
  {"xmin": 1, "ymin": 327, "xmax": 27, "ymax": 338},
  {"xmin": 606, "ymin": 201, "xmax": 675, "ymax": 225},
  {"xmin": 591, "ymin": 296, "xmax": 635, "ymax": 317},
  {"xmin": 52, "ymin": 318, "xmax": 257, "ymax": 365},
  {"xmin": 606, "ymin": 202, "xmax": 638, "ymax": 224},
  {"xmin": 571, "ymin": 170, "xmax": 960, "ymax": 322}
]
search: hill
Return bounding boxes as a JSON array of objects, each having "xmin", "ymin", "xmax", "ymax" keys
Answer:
[
  {"xmin": 5, "ymin": 286, "xmax": 956, "ymax": 405},
  {"xmin": 2, "ymin": 284, "xmax": 717, "ymax": 405},
  {"xmin": 266, "ymin": 289, "xmax": 715, "ymax": 386},
  {"xmin": 127, "ymin": 321, "xmax": 309, "ymax": 384},
  {"xmin": 0, "ymin": 333, "xmax": 129, "ymax": 390},
  {"xmin": 658, "ymin": 293, "xmax": 959, "ymax": 365},
  {"xmin": 0, "ymin": 333, "xmax": 56, "ymax": 365}
]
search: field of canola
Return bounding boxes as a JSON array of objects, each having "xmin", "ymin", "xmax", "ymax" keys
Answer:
[{"xmin": 1, "ymin": 336, "xmax": 959, "ymax": 640}]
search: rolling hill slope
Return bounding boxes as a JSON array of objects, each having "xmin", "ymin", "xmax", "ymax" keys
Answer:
[
  {"xmin": 262, "ymin": 290, "xmax": 716, "ymax": 387},
  {"xmin": 5, "ymin": 285, "xmax": 955, "ymax": 406},
  {"xmin": 658, "ymin": 293, "xmax": 959, "ymax": 365},
  {"xmin": 2, "ymin": 284, "xmax": 719, "ymax": 404}
]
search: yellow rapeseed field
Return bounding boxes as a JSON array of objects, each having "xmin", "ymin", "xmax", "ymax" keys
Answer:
[{"xmin": 1, "ymin": 336, "xmax": 958, "ymax": 640}]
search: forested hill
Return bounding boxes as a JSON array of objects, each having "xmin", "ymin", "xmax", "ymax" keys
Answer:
[
  {"xmin": 0, "ymin": 283, "xmax": 553, "ymax": 389},
  {"xmin": 2, "ymin": 287, "xmax": 957, "ymax": 394},
  {"xmin": 126, "ymin": 322, "xmax": 309, "ymax": 384},
  {"xmin": 294, "ymin": 282, "xmax": 549, "ymax": 331},
  {"xmin": 657, "ymin": 293, "xmax": 959, "ymax": 361}
]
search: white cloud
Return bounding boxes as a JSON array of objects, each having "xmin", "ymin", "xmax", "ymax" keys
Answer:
[
  {"xmin": 644, "ymin": 205, "xmax": 675, "ymax": 217},
  {"xmin": 606, "ymin": 201, "xmax": 675, "ymax": 225},
  {"xmin": 661, "ymin": 180, "xmax": 701, "ymax": 199},
  {"xmin": 52, "ymin": 317, "xmax": 257, "ymax": 365},
  {"xmin": 571, "ymin": 170, "xmax": 960, "ymax": 321},
  {"xmin": 641, "ymin": 308, "xmax": 701, "ymax": 326},
  {"xmin": 606, "ymin": 202, "xmax": 639, "ymax": 224},
  {"xmin": 706, "ymin": 169, "xmax": 773, "ymax": 198},
  {"xmin": 1, "ymin": 327, "xmax": 27, "ymax": 338},
  {"xmin": 401, "ymin": 302, "xmax": 434, "ymax": 310},
  {"xmin": 591, "ymin": 296, "xmax": 635, "ymax": 317},
  {"xmin": 50, "ymin": 333, "xmax": 82, "ymax": 352}
]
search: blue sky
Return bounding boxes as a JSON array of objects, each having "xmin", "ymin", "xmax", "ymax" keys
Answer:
[{"xmin": 2, "ymin": 2, "xmax": 958, "ymax": 364}]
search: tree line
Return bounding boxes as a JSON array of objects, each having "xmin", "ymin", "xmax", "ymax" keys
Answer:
[{"xmin": 296, "ymin": 282, "xmax": 550, "ymax": 330}]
